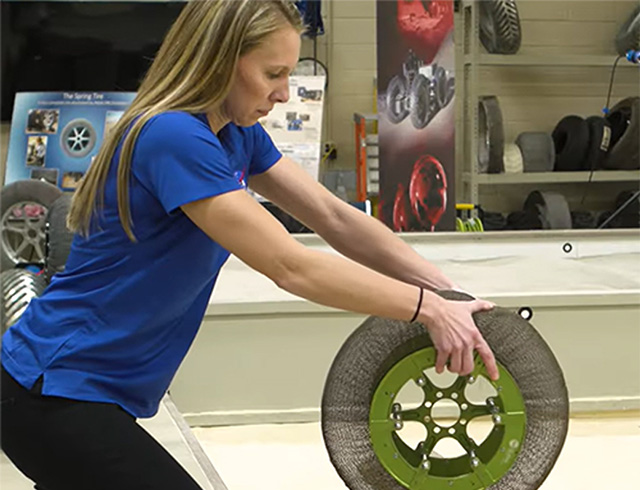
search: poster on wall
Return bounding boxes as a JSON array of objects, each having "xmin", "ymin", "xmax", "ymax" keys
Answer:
[
  {"xmin": 5, "ymin": 92, "xmax": 137, "ymax": 189},
  {"xmin": 376, "ymin": 0, "xmax": 456, "ymax": 232},
  {"xmin": 255, "ymin": 75, "xmax": 326, "ymax": 199}
]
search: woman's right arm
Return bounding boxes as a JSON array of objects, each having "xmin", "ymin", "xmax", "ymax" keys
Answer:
[{"xmin": 181, "ymin": 190, "xmax": 498, "ymax": 380}]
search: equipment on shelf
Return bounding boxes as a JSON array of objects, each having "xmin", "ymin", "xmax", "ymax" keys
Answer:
[
  {"xmin": 478, "ymin": 96, "xmax": 505, "ymax": 173},
  {"xmin": 523, "ymin": 191, "xmax": 572, "ymax": 230},
  {"xmin": 479, "ymin": 0, "xmax": 522, "ymax": 55},
  {"xmin": 551, "ymin": 116, "xmax": 591, "ymax": 172},
  {"xmin": 598, "ymin": 189, "xmax": 640, "ymax": 229},
  {"xmin": 615, "ymin": 5, "xmax": 640, "ymax": 58},
  {"xmin": 515, "ymin": 132, "xmax": 555, "ymax": 173},
  {"xmin": 603, "ymin": 97, "xmax": 640, "ymax": 170},
  {"xmin": 503, "ymin": 143, "xmax": 524, "ymax": 173}
]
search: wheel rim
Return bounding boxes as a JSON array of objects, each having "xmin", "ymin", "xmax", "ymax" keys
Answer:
[
  {"xmin": 369, "ymin": 347, "xmax": 526, "ymax": 489},
  {"xmin": 1, "ymin": 201, "xmax": 48, "ymax": 265}
]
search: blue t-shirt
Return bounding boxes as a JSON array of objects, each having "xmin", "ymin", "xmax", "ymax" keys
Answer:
[{"xmin": 1, "ymin": 112, "xmax": 282, "ymax": 418}]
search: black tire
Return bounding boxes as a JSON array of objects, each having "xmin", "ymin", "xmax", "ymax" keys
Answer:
[
  {"xmin": 515, "ymin": 132, "xmax": 555, "ymax": 173},
  {"xmin": 45, "ymin": 193, "xmax": 75, "ymax": 282},
  {"xmin": 478, "ymin": 96, "xmax": 505, "ymax": 174},
  {"xmin": 0, "ymin": 180, "xmax": 62, "ymax": 272},
  {"xmin": 1, "ymin": 269, "xmax": 47, "ymax": 339},
  {"xmin": 410, "ymin": 74, "xmax": 432, "ymax": 129},
  {"xmin": 571, "ymin": 211, "xmax": 596, "ymax": 229},
  {"xmin": 505, "ymin": 210, "xmax": 544, "ymax": 230},
  {"xmin": 479, "ymin": 0, "xmax": 522, "ymax": 55},
  {"xmin": 552, "ymin": 116, "xmax": 590, "ymax": 172},
  {"xmin": 615, "ymin": 5, "xmax": 640, "ymax": 57},
  {"xmin": 584, "ymin": 116, "xmax": 612, "ymax": 171},
  {"xmin": 385, "ymin": 75, "xmax": 410, "ymax": 124},
  {"xmin": 322, "ymin": 290, "xmax": 568, "ymax": 490},
  {"xmin": 483, "ymin": 211, "xmax": 507, "ymax": 231},
  {"xmin": 604, "ymin": 97, "xmax": 639, "ymax": 170}
]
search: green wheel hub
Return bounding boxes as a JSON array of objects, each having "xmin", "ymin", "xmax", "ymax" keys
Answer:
[{"xmin": 369, "ymin": 348, "xmax": 526, "ymax": 489}]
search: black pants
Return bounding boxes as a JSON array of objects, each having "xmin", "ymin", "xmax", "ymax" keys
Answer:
[{"xmin": 1, "ymin": 365, "xmax": 203, "ymax": 490}]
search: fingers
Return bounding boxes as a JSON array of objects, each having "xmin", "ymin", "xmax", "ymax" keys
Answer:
[
  {"xmin": 435, "ymin": 347, "xmax": 449, "ymax": 375},
  {"xmin": 449, "ymin": 345, "xmax": 462, "ymax": 374},
  {"xmin": 461, "ymin": 346, "xmax": 475, "ymax": 376},
  {"xmin": 470, "ymin": 298, "xmax": 495, "ymax": 312},
  {"xmin": 476, "ymin": 339, "xmax": 499, "ymax": 381}
]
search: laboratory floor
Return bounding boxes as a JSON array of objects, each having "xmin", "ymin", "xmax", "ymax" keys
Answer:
[
  {"xmin": 192, "ymin": 412, "xmax": 640, "ymax": 490},
  {"xmin": 2, "ymin": 411, "xmax": 638, "ymax": 489}
]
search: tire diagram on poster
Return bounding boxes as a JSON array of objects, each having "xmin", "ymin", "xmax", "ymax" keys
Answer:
[{"xmin": 377, "ymin": 0, "xmax": 456, "ymax": 232}]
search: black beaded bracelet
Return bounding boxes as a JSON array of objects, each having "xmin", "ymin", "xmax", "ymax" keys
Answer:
[{"xmin": 409, "ymin": 287, "xmax": 424, "ymax": 323}]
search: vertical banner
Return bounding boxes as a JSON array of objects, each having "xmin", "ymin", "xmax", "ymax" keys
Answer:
[{"xmin": 376, "ymin": 0, "xmax": 456, "ymax": 232}]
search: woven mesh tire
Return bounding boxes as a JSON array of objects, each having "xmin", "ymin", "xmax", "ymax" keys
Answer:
[
  {"xmin": 1, "ymin": 269, "xmax": 47, "ymax": 337},
  {"xmin": 479, "ymin": 0, "xmax": 522, "ymax": 55},
  {"xmin": 321, "ymin": 290, "xmax": 569, "ymax": 490}
]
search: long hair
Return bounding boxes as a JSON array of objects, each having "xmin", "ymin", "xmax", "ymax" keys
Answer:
[{"xmin": 67, "ymin": 0, "xmax": 304, "ymax": 241}]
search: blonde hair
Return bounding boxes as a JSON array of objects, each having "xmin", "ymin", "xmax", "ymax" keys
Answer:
[{"xmin": 67, "ymin": 0, "xmax": 304, "ymax": 241}]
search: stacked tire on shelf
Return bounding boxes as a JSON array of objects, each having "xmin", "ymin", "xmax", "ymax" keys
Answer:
[{"xmin": 0, "ymin": 180, "xmax": 74, "ymax": 343}]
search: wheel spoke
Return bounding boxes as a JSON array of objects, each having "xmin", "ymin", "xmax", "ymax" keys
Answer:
[
  {"xmin": 400, "ymin": 408, "xmax": 423, "ymax": 423},
  {"xmin": 4, "ymin": 225, "xmax": 24, "ymax": 234},
  {"xmin": 453, "ymin": 432, "xmax": 478, "ymax": 454},
  {"xmin": 420, "ymin": 434, "xmax": 439, "ymax": 457},
  {"xmin": 33, "ymin": 240, "xmax": 44, "ymax": 260},
  {"xmin": 463, "ymin": 402, "xmax": 492, "ymax": 420},
  {"xmin": 14, "ymin": 238, "xmax": 29, "ymax": 255}
]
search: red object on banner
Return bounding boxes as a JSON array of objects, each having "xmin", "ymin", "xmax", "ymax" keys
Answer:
[
  {"xmin": 408, "ymin": 155, "xmax": 448, "ymax": 231},
  {"xmin": 393, "ymin": 183, "xmax": 417, "ymax": 231},
  {"xmin": 396, "ymin": 0, "xmax": 454, "ymax": 64}
]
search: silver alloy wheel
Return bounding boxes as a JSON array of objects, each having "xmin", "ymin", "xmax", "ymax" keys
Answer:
[{"xmin": 1, "ymin": 201, "xmax": 48, "ymax": 265}]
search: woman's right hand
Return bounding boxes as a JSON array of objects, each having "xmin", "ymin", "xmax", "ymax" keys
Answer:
[{"xmin": 420, "ymin": 295, "xmax": 499, "ymax": 381}]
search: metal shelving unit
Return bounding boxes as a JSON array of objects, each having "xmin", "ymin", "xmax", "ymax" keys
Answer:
[
  {"xmin": 464, "ymin": 170, "xmax": 640, "ymax": 185},
  {"xmin": 459, "ymin": 1, "xmax": 639, "ymax": 206},
  {"xmin": 463, "ymin": 54, "xmax": 635, "ymax": 67}
]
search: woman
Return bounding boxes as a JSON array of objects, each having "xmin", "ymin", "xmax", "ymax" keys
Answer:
[{"xmin": 1, "ymin": 1, "xmax": 498, "ymax": 489}]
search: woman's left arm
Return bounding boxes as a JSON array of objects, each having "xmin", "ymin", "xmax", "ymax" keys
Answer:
[{"xmin": 249, "ymin": 156, "xmax": 457, "ymax": 292}]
